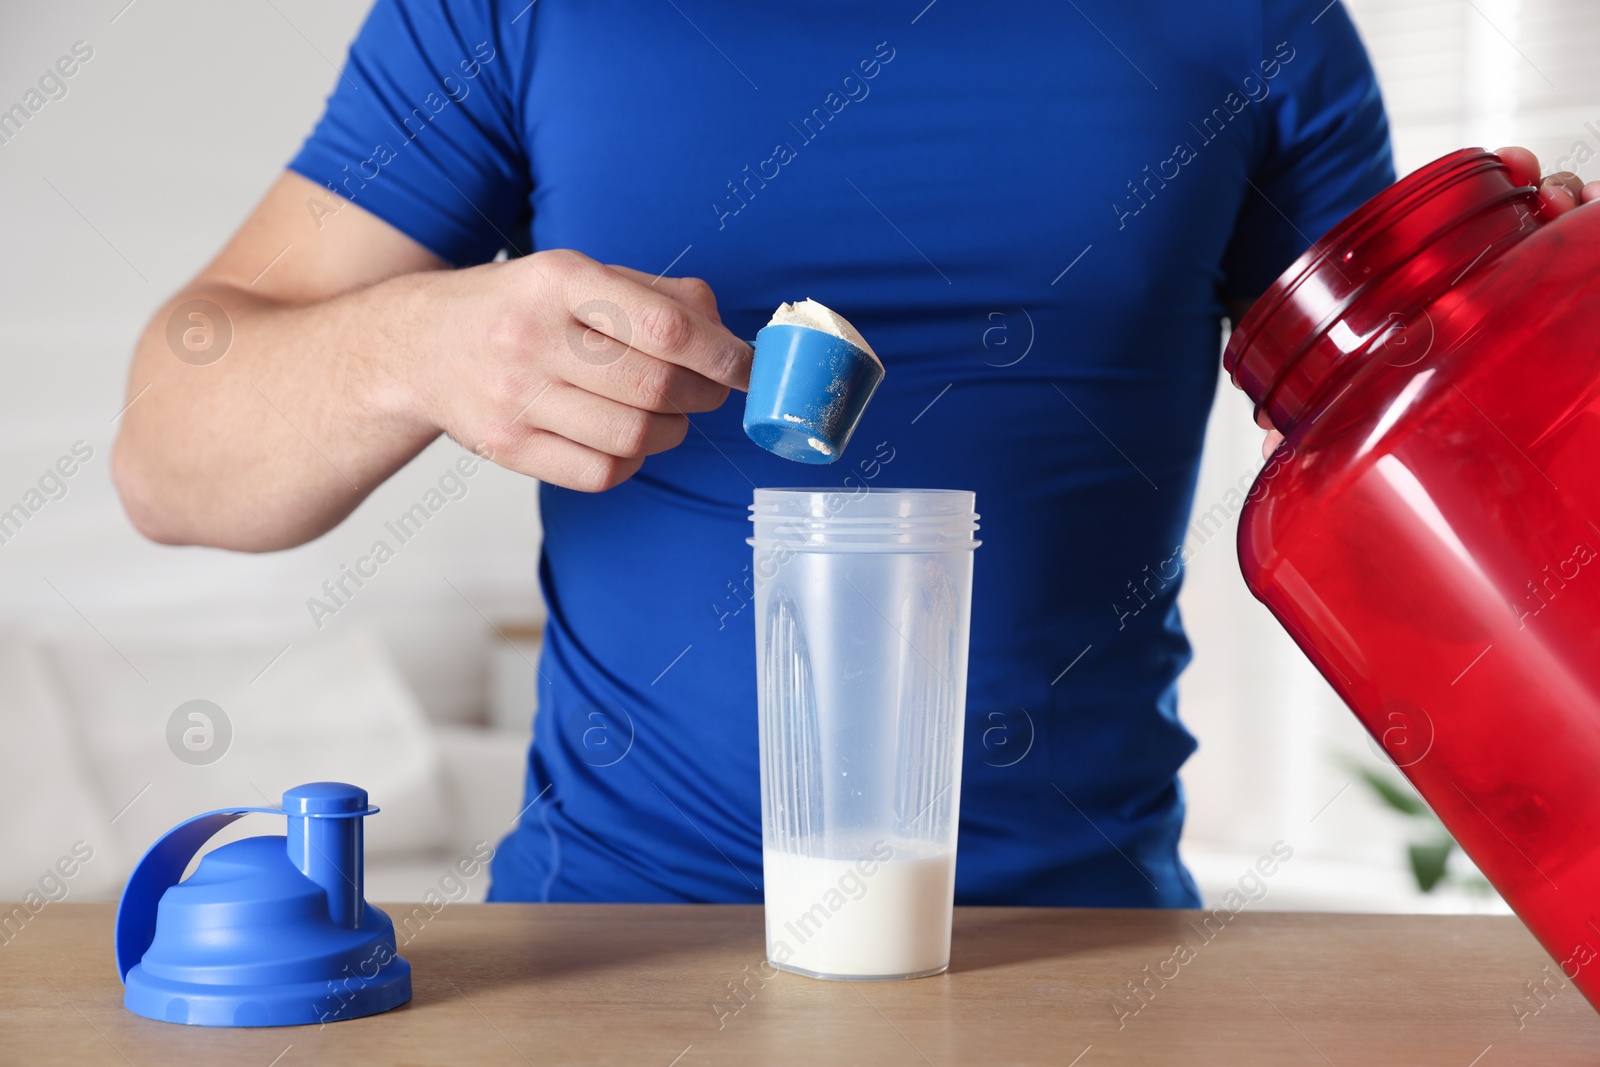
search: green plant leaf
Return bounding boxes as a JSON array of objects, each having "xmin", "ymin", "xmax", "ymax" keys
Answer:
[
  {"xmin": 1341, "ymin": 760, "xmax": 1430, "ymax": 818},
  {"xmin": 1409, "ymin": 839, "xmax": 1455, "ymax": 893}
]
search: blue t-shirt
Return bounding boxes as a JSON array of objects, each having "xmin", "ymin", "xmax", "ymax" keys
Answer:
[{"xmin": 291, "ymin": 0, "xmax": 1392, "ymax": 906}]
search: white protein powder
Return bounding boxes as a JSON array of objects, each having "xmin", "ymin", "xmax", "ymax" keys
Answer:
[
  {"xmin": 766, "ymin": 298, "xmax": 881, "ymax": 366},
  {"xmin": 763, "ymin": 845, "xmax": 955, "ymax": 978}
]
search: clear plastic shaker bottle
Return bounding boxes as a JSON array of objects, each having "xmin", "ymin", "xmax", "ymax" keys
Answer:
[{"xmin": 749, "ymin": 487, "xmax": 980, "ymax": 980}]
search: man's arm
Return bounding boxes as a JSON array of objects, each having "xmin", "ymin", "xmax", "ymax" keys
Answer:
[{"xmin": 113, "ymin": 171, "xmax": 751, "ymax": 552}]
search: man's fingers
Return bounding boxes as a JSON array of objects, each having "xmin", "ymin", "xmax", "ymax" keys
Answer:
[
  {"xmin": 1538, "ymin": 172, "xmax": 1585, "ymax": 217},
  {"xmin": 556, "ymin": 323, "xmax": 732, "ymax": 413},
  {"xmin": 527, "ymin": 383, "xmax": 690, "ymax": 459},
  {"xmin": 1494, "ymin": 146, "xmax": 1541, "ymax": 187},
  {"xmin": 1495, "ymin": 148, "xmax": 1591, "ymax": 215},
  {"xmin": 1543, "ymin": 171, "xmax": 1586, "ymax": 199},
  {"xmin": 489, "ymin": 427, "xmax": 648, "ymax": 493},
  {"xmin": 551, "ymin": 252, "xmax": 751, "ymax": 391},
  {"xmin": 606, "ymin": 265, "xmax": 725, "ymax": 325}
]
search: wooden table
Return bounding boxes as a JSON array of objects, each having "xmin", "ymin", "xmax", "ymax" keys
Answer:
[{"xmin": 4, "ymin": 903, "xmax": 1599, "ymax": 1065}]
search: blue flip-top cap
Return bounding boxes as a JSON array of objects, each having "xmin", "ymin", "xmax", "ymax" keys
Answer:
[
  {"xmin": 115, "ymin": 782, "xmax": 411, "ymax": 1027},
  {"xmin": 283, "ymin": 781, "xmax": 370, "ymax": 814}
]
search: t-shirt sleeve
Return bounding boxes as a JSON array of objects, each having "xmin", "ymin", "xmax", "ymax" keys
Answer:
[
  {"xmin": 1219, "ymin": 0, "xmax": 1395, "ymax": 303},
  {"xmin": 288, "ymin": 0, "xmax": 530, "ymax": 266}
]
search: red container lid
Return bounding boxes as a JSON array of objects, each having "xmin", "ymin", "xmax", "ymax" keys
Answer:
[{"xmin": 1224, "ymin": 148, "xmax": 1544, "ymax": 431}]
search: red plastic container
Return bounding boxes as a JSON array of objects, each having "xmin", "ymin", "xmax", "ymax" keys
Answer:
[{"xmin": 1226, "ymin": 148, "xmax": 1600, "ymax": 1006}]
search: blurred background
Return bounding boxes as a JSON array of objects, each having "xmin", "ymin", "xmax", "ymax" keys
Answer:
[{"xmin": 0, "ymin": 0, "xmax": 1594, "ymax": 912}]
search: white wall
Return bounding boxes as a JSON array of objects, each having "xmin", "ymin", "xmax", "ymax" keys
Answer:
[
  {"xmin": 0, "ymin": 1, "xmax": 543, "ymax": 724},
  {"xmin": 1345, "ymin": 0, "xmax": 1600, "ymax": 179}
]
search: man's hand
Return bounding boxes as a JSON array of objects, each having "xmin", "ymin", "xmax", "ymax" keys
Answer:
[
  {"xmin": 1497, "ymin": 145, "xmax": 1600, "ymax": 217},
  {"xmin": 113, "ymin": 172, "xmax": 750, "ymax": 552},
  {"xmin": 1254, "ymin": 146, "xmax": 1597, "ymax": 459},
  {"xmin": 415, "ymin": 251, "xmax": 750, "ymax": 491}
]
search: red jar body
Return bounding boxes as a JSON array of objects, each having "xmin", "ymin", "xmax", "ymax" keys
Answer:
[{"xmin": 1228, "ymin": 150, "xmax": 1600, "ymax": 1004}]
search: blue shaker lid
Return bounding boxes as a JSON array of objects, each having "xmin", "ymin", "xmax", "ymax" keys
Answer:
[
  {"xmin": 282, "ymin": 780, "xmax": 373, "ymax": 815},
  {"xmin": 114, "ymin": 782, "xmax": 411, "ymax": 1027}
]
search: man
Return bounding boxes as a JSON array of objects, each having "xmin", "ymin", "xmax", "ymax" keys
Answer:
[{"xmin": 113, "ymin": 0, "xmax": 1596, "ymax": 905}]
